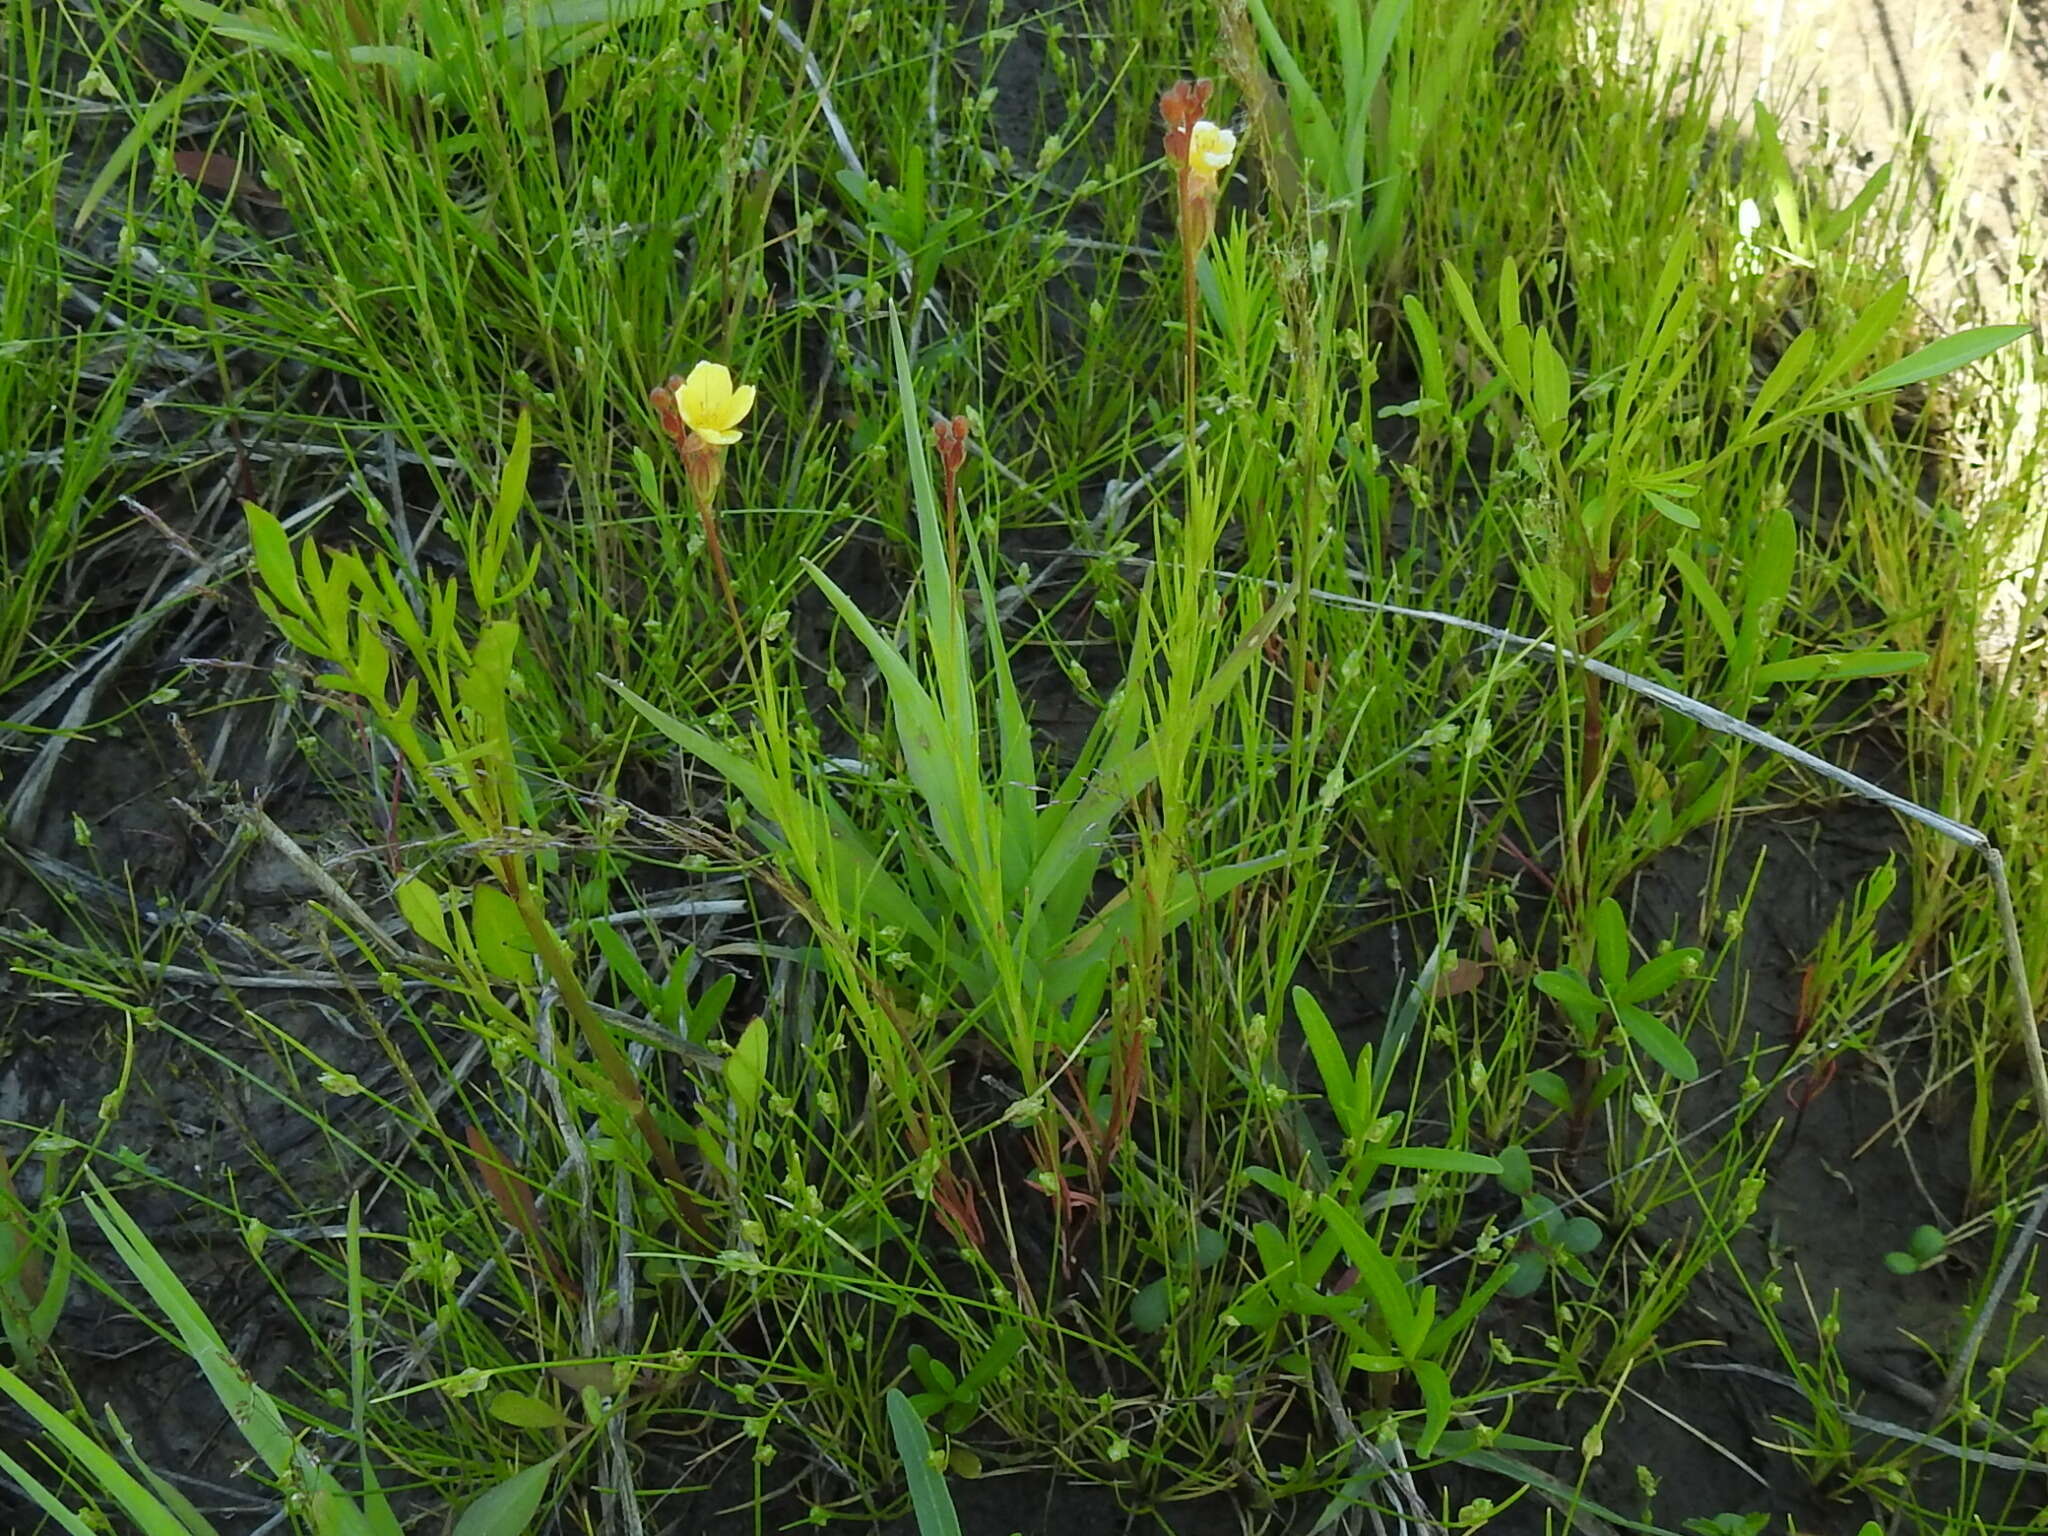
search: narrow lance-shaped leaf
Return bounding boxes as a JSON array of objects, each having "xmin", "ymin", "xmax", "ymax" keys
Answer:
[{"xmin": 1824, "ymin": 324, "xmax": 2033, "ymax": 402}]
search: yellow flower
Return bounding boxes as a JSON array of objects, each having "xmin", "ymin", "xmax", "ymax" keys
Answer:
[
  {"xmin": 1185, "ymin": 120, "xmax": 1237, "ymax": 194},
  {"xmin": 676, "ymin": 360, "xmax": 756, "ymax": 446}
]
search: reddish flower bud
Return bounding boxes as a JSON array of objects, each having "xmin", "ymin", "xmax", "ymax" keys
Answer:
[
  {"xmin": 1159, "ymin": 78, "xmax": 1212, "ymax": 166},
  {"xmin": 932, "ymin": 414, "xmax": 970, "ymax": 474}
]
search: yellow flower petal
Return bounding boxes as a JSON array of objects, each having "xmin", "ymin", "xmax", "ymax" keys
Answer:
[
  {"xmin": 675, "ymin": 360, "xmax": 757, "ymax": 444},
  {"xmin": 678, "ymin": 360, "xmax": 732, "ymax": 427},
  {"xmin": 1188, "ymin": 120, "xmax": 1236, "ymax": 172}
]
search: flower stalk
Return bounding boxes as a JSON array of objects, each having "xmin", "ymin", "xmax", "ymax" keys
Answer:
[
  {"xmin": 652, "ymin": 360, "xmax": 757, "ymax": 651},
  {"xmin": 932, "ymin": 413, "xmax": 970, "ymax": 576},
  {"xmin": 1160, "ymin": 79, "xmax": 1236, "ymax": 450}
]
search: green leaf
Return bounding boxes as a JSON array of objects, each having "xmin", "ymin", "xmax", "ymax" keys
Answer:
[
  {"xmin": 1523, "ymin": 1072, "xmax": 1571, "ymax": 1113},
  {"xmin": 1314, "ymin": 1198, "xmax": 1419, "ymax": 1354},
  {"xmin": 0, "ymin": 1441, "xmax": 149, "ymax": 1536},
  {"xmin": 1642, "ymin": 489, "xmax": 1700, "ymax": 529},
  {"xmin": 805, "ymin": 561, "xmax": 985, "ymax": 879},
  {"xmin": 886, "ymin": 1388, "xmax": 962, "ymax": 1536},
  {"xmin": 1494, "ymin": 1144, "xmax": 1533, "ymax": 1196},
  {"xmin": 1559, "ymin": 1217, "xmax": 1603, "ymax": 1256},
  {"xmin": 1592, "ymin": 898, "xmax": 1631, "ymax": 987},
  {"xmin": 487, "ymin": 1390, "xmax": 574, "ymax": 1430},
  {"xmin": 1908, "ymin": 1224, "xmax": 1946, "ymax": 1262},
  {"xmin": 956, "ymin": 1325, "xmax": 1026, "ymax": 1393},
  {"xmin": 1129, "ymin": 1277, "xmax": 1170, "ymax": 1332},
  {"xmin": 1614, "ymin": 948, "xmax": 1700, "ymax": 1005},
  {"xmin": 451, "ymin": 1455, "xmax": 562, "ymax": 1536},
  {"xmin": 1448, "ymin": 1448, "xmax": 1678, "ymax": 1536},
  {"xmin": 1741, "ymin": 325, "xmax": 1819, "ymax": 434},
  {"xmin": 606, "ymin": 677, "xmax": 938, "ymax": 949},
  {"xmin": 1242, "ymin": 0, "xmax": 1343, "ymax": 188},
  {"xmin": 1827, "ymin": 324, "xmax": 2033, "ymax": 401},
  {"xmin": 1294, "ymin": 986, "xmax": 1361, "ymax": 1140},
  {"xmin": 244, "ymin": 503, "xmax": 311, "ymax": 620},
  {"xmin": 1883, "ymin": 1250, "xmax": 1919, "ymax": 1277},
  {"xmin": 340, "ymin": 44, "xmax": 443, "ymax": 94},
  {"xmin": 101, "ymin": 1405, "xmax": 217, "ymax": 1536},
  {"xmin": 1532, "ymin": 966, "xmax": 1599, "ymax": 1012},
  {"xmin": 476, "ymin": 409, "xmax": 532, "ymax": 608},
  {"xmin": 1401, "ymin": 294, "xmax": 1448, "ymax": 415},
  {"xmin": 490, "ymin": 0, "xmax": 679, "ymax": 41},
  {"xmin": 164, "ymin": 0, "xmax": 314, "ymax": 59},
  {"xmin": 1815, "ymin": 160, "xmax": 1892, "ymax": 249},
  {"xmin": 1752, "ymin": 648, "xmax": 1927, "ymax": 687},
  {"xmin": 1411, "ymin": 1358, "xmax": 1450, "ymax": 1456},
  {"xmin": 1615, "ymin": 1003, "xmax": 1699, "ymax": 1081},
  {"xmin": 1811, "ymin": 281, "xmax": 1910, "ymax": 393},
  {"xmin": 393, "ymin": 878, "xmax": 452, "ymax": 957},
  {"xmin": 74, "ymin": 52, "xmax": 235, "ymax": 231},
  {"xmin": 1501, "ymin": 1251, "xmax": 1546, "ymax": 1298},
  {"xmin": 1369, "ymin": 1147, "xmax": 1502, "ymax": 1175},
  {"xmin": 77, "ymin": 1184, "xmax": 369, "ymax": 1531},
  {"xmin": 1734, "ymin": 506, "xmax": 1797, "ymax": 679},
  {"xmin": 470, "ymin": 884, "xmax": 537, "ymax": 983},
  {"xmin": 725, "ymin": 1016, "xmax": 768, "ymax": 1122}
]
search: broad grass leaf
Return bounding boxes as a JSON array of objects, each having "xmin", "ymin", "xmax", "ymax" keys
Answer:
[
  {"xmin": 1742, "ymin": 325, "xmax": 1818, "ymax": 433},
  {"xmin": 1293, "ymin": 985, "xmax": 1361, "ymax": 1140},
  {"xmin": 75, "ymin": 54, "xmax": 234, "ymax": 230},
  {"xmin": 1242, "ymin": 0, "xmax": 1343, "ymax": 189},
  {"xmin": 490, "ymin": 0, "xmax": 679, "ymax": 42},
  {"xmin": 1830, "ymin": 324, "xmax": 2032, "ymax": 400},
  {"xmin": 102, "ymin": 1405, "xmax": 217, "ymax": 1536},
  {"xmin": 1667, "ymin": 547, "xmax": 1737, "ymax": 655},
  {"xmin": 804, "ymin": 561, "xmax": 986, "ymax": 879},
  {"xmin": 886, "ymin": 1389, "xmax": 962, "ymax": 1536},
  {"xmin": 1369, "ymin": 1147, "xmax": 1502, "ymax": 1175},
  {"xmin": 607, "ymin": 678, "xmax": 938, "ymax": 950},
  {"xmin": 1753, "ymin": 648, "xmax": 1927, "ymax": 687},
  {"xmin": 1812, "ymin": 281, "xmax": 1908, "ymax": 391},
  {"xmin": 451, "ymin": 1455, "xmax": 562, "ymax": 1536},
  {"xmin": 1816, "ymin": 160, "xmax": 1893, "ymax": 249},
  {"xmin": 77, "ymin": 1183, "xmax": 372, "ymax": 1532}
]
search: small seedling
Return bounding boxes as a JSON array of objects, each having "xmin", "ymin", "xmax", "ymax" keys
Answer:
[
  {"xmin": 1536, "ymin": 898, "xmax": 1703, "ymax": 1083},
  {"xmin": 1682, "ymin": 1515, "xmax": 1769, "ymax": 1536},
  {"xmin": 904, "ymin": 1326, "xmax": 1026, "ymax": 1434},
  {"xmin": 1495, "ymin": 1145, "xmax": 1603, "ymax": 1298},
  {"xmin": 1882, "ymin": 1224, "xmax": 1947, "ymax": 1276},
  {"xmin": 1129, "ymin": 1222, "xmax": 1228, "ymax": 1332}
]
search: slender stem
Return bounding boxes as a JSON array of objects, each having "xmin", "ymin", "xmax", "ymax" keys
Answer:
[
  {"xmin": 1572, "ymin": 566, "xmax": 1612, "ymax": 909},
  {"xmin": 1181, "ymin": 215, "xmax": 1199, "ymax": 454},
  {"xmin": 498, "ymin": 853, "xmax": 709, "ymax": 1240},
  {"xmin": 696, "ymin": 491, "xmax": 748, "ymax": 654}
]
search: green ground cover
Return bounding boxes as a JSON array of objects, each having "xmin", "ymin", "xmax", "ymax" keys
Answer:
[{"xmin": 2, "ymin": 1, "xmax": 2046, "ymax": 1532}]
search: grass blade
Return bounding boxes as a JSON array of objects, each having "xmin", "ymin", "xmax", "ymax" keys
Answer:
[{"xmin": 886, "ymin": 1388, "xmax": 962, "ymax": 1536}]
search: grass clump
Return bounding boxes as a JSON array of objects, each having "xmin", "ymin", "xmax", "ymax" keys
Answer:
[{"xmin": 2, "ymin": 1, "xmax": 2046, "ymax": 1533}]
